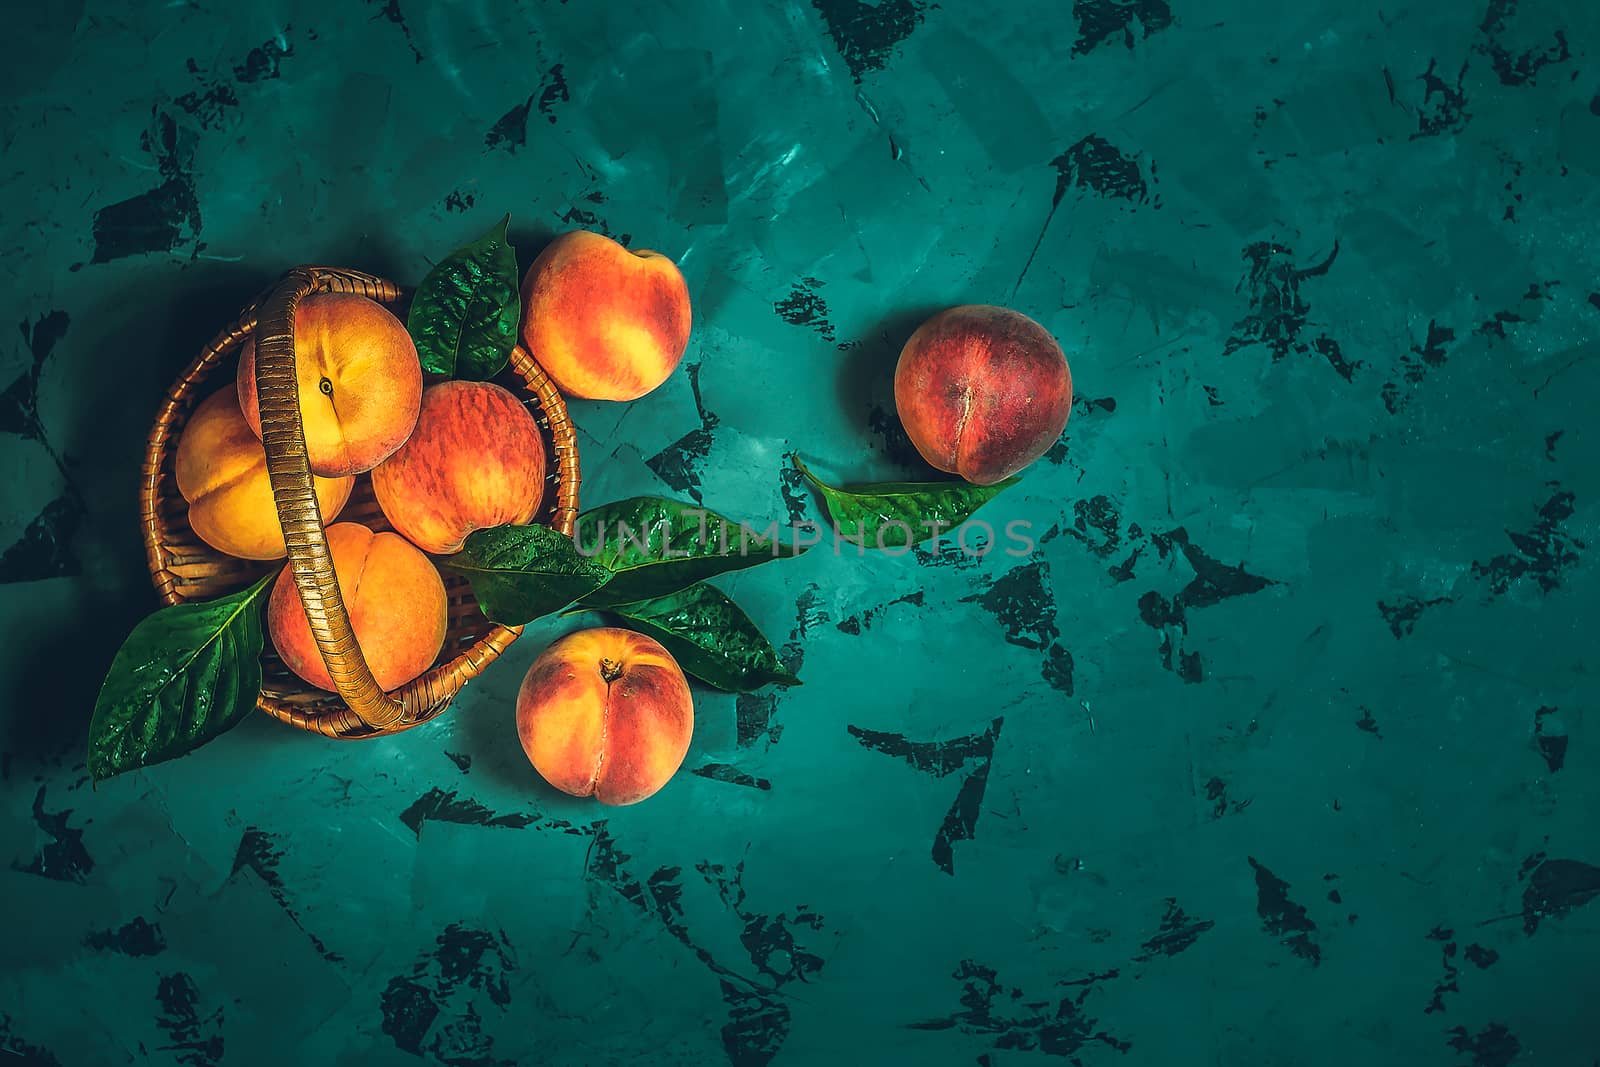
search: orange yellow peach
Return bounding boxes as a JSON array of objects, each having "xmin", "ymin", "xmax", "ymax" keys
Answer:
[
  {"xmin": 519, "ymin": 230, "xmax": 691, "ymax": 402},
  {"xmin": 175, "ymin": 385, "xmax": 353, "ymax": 560},
  {"xmin": 515, "ymin": 628, "xmax": 694, "ymax": 805},
  {"xmin": 267, "ymin": 522, "xmax": 448, "ymax": 693},
  {"xmin": 237, "ymin": 293, "xmax": 422, "ymax": 477}
]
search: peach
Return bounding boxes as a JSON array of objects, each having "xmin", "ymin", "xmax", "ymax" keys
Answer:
[
  {"xmin": 267, "ymin": 522, "xmax": 448, "ymax": 693},
  {"xmin": 515, "ymin": 628, "xmax": 694, "ymax": 806},
  {"xmin": 237, "ymin": 293, "xmax": 423, "ymax": 477},
  {"xmin": 894, "ymin": 305, "xmax": 1073, "ymax": 486},
  {"xmin": 370, "ymin": 381, "xmax": 547, "ymax": 555},
  {"xmin": 519, "ymin": 230, "xmax": 691, "ymax": 401},
  {"xmin": 175, "ymin": 385, "xmax": 354, "ymax": 560}
]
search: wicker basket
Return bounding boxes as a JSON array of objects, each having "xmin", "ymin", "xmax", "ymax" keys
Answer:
[{"xmin": 140, "ymin": 266, "xmax": 580, "ymax": 739}]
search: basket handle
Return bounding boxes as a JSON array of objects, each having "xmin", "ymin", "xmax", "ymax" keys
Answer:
[{"xmin": 254, "ymin": 268, "xmax": 405, "ymax": 729}]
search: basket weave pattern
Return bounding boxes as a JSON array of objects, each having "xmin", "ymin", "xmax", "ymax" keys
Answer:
[{"xmin": 141, "ymin": 266, "xmax": 580, "ymax": 739}]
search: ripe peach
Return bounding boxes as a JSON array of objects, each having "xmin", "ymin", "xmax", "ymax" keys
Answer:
[
  {"xmin": 237, "ymin": 293, "xmax": 423, "ymax": 477},
  {"xmin": 267, "ymin": 522, "xmax": 448, "ymax": 693},
  {"xmin": 515, "ymin": 628, "xmax": 694, "ymax": 806},
  {"xmin": 894, "ymin": 305, "xmax": 1073, "ymax": 486},
  {"xmin": 175, "ymin": 385, "xmax": 354, "ymax": 560},
  {"xmin": 370, "ymin": 381, "xmax": 546, "ymax": 555},
  {"xmin": 519, "ymin": 230, "xmax": 691, "ymax": 401}
]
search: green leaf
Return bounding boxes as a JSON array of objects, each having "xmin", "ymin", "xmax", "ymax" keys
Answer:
[
  {"xmin": 576, "ymin": 496, "xmax": 804, "ymax": 607},
  {"xmin": 88, "ymin": 571, "xmax": 276, "ymax": 783},
  {"xmin": 442, "ymin": 523, "xmax": 613, "ymax": 626},
  {"xmin": 586, "ymin": 583, "xmax": 799, "ymax": 693},
  {"xmin": 407, "ymin": 213, "xmax": 521, "ymax": 380},
  {"xmin": 792, "ymin": 455, "xmax": 1018, "ymax": 550}
]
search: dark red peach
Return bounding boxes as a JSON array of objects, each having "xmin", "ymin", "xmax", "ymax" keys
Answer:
[
  {"xmin": 893, "ymin": 305, "xmax": 1073, "ymax": 485},
  {"xmin": 370, "ymin": 380, "xmax": 546, "ymax": 555}
]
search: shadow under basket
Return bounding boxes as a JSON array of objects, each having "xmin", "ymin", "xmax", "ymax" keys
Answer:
[{"xmin": 140, "ymin": 266, "xmax": 581, "ymax": 740}]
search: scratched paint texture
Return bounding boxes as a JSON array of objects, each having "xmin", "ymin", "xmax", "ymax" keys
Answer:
[{"xmin": 2, "ymin": 1, "xmax": 1599, "ymax": 1064}]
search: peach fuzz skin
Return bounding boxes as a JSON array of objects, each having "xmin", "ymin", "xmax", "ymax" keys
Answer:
[
  {"xmin": 175, "ymin": 385, "xmax": 354, "ymax": 560},
  {"xmin": 237, "ymin": 293, "xmax": 423, "ymax": 478},
  {"xmin": 516, "ymin": 628, "xmax": 694, "ymax": 806},
  {"xmin": 893, "ymin": 305, "xmax": 1073, "ymax": 486},
  {"xmin": 267, "ymin": 522, "xmax": 448, "ymax": 694},
  {"xmin": 370, "ymin": 381, "xmax": 547, "ymax": 555},
  {"xmin": 520, "ymin": 230, "xmax": 691, "ymax": 402}
]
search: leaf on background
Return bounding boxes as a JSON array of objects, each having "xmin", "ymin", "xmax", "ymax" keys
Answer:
[
  {"xmin": 576, "ymin": 496, "xmax": 804, "ymax": 607},
  {"xmin": 87, "ymin": 571, "xmax": 276, "ymax": 783},
  {"xmin": 442, "ymin": 523, "xmax": 613, "ymax": 626},
  {"xmin": 407, "ymin": 213, "xmax": 521, "ymax": 379},
  {"xmin": 584, "ymin": 583, "xmax": 799, "ymax": 693},
  {"xmin": 792, "ymin": 455, "xmax": 1018, "ymax": 550}
]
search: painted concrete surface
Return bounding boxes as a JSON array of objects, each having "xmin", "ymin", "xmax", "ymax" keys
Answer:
[{"xmin": 2, "ymin": 1, "xmax": 1598, "ymax": 1064}]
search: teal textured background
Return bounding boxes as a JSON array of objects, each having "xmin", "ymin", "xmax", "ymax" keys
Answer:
[{"xmin": 3, "ymin": 1, "xmax": 1598, "ymax": 1064}]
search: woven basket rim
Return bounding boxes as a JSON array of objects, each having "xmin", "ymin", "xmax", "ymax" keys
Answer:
[{"xmin": 140, "ymin": 265, "xmax": 580, "ymax": 740}]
